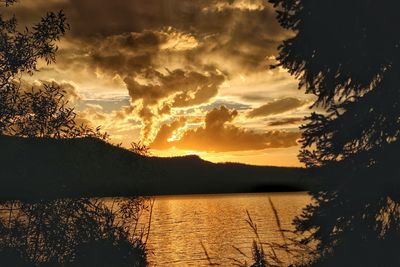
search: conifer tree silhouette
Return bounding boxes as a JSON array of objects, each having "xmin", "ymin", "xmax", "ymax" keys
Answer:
[{"xmin": 270, "ymin": 0, "xmax": 400, "ymax": 265}]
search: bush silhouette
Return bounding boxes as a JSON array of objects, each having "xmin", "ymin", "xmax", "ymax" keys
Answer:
[{"xmin": 71, "ymin": 238, "xmax": 147, "ymax": 267}]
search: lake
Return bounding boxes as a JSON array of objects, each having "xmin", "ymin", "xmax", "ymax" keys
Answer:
[{"xmin": 143, "ymin": 193, "xmax": 311, "ymax": 266}]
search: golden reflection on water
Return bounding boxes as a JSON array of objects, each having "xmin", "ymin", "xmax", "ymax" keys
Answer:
[{"xmin": 142, "ymin": 193, "xmax": 311, "ymax": 266}]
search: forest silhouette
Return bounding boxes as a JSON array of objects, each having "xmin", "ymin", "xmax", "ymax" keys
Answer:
[{"xmin": 0, "ymin": 135, "xmax": 309, "ymax": 199}]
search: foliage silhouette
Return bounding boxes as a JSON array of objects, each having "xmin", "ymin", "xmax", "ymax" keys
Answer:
[
  {"xmin": 0, "ymin": 1, "xmax": 148, "ymax": 266},
  {"xmin": 130, "ymin": 141, "xmax": 152, "ymax": 156},
  {"xmin": 270, "ymin": 0, "xmax": 400, "ymax": 265},
  {"xmin": 0, "ymin": 0, "xmax": 67, "ymax": 134},
  {"xmin": 0, "ymin": 198, "xmax": 150, "ymax": 266}
]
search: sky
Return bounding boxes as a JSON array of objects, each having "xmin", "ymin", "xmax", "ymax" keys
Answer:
[{"xmin": 10, "ymin": 0, "xmax": 314, "ymax": 166}]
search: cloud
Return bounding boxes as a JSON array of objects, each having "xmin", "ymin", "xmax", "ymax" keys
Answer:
[
  {"xmin": 81, "ymin": 29, "xmax": 200, "ymax": 77},
  {"xmin": 241, "ymin": 94, "xmax": 272, "ymax": 102},
  {"xmin": 150, "ymin": 106, "xmax": 300, "ymax": 152},
  {"xmin": 124, "ymin": 68, "xmax": 224, "ymax": 106},
  {"xmin": 9, "ymin": 0, "xmax": 301, "ymax": 148},
  {"xmin": 267, "ymin": 117, "xmax": 304, "ymax": 126},
  {"xmin": 20, "ymin": 79, "xmax": 81, "ymax": 104},
  {"xmin": 123, "ymin": 68, "xmax": 225, "ymax": 139},
  {"xmin": 137, "ymin": 106, "xmax": 155, "ymax": 140},
  {"xmin": 76, "ymin": 103, "xmax": 141, "ymax": 146},
  {"xmin": 248, "ymin": 98, "xmax": 306, "ymax": 118},
  {"xmin": 12, "ymin": 0, "xmax": 289, "ymax": 76},
  {"xmin": 150, "ymin": 117, "xmax": 186, "ymax": 149},
  {"xmin": 53, "ymin": 25, "xmax": 227, "ymax": 140},
  {"xmin": 202, "ymin": 0, "xmax": 266, "ymax": 12},
  {"xmin": 200, "ymin": 100, "xmax": 251, "ymax": 112}
]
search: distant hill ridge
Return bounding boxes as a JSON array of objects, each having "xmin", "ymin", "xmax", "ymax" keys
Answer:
[{"xmin": 0, "ymin": 135, "xmax": 311, "ymax": 200}]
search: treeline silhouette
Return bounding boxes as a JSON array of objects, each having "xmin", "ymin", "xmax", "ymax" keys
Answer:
[{"xmin": 0, "ymin": 134, "xmax": 310, "ymax": 200}]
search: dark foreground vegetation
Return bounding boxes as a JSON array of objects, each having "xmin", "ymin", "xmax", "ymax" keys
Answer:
[
  {"xmin": 0, "ymin": 197, "xmax": 151, "ymax": 266},
  {"xmin": 0, "ymin": 1, "xmax": 150, "ymax": 266},
  {"xmin": 0, "ymin": 135, "xmax": 310, "ymax": 200},
  {"xmin": 260, "ymin": 0, "xmax": 400, "ymax": 266}
]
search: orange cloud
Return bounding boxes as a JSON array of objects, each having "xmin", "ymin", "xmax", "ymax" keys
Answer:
[
  {"xmin": 248, "ymin": 97, "xmax": 306, "ymax": 118},
  {"xmin": 151, "ymin": 118, "xmax": 186, "ymax": 149},
  {"xmin": 150, "ymin": 106, "xmax": 300, "ymax": 152},
  {"xmin": 124, "ymin": 68, "xmax": 225, "ymax": 140}
]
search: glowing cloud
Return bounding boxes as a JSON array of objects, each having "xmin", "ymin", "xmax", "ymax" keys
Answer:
[
  {"xmin": 248, "ymin": 98, "xmax": 306, "ymax": 118},
  {"xmin": 151, "ymin": 106, "xmax": 300, "ymax": 152}
]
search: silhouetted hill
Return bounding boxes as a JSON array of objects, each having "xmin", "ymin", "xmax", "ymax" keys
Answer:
[{"xmin": 0, "ymin": 135, "xmax": 312, "ymax": 200}]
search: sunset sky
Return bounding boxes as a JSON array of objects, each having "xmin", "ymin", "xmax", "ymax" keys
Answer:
[{"xmin": 10, "ymin": 0, "xmax": 315, "ymax": 166}]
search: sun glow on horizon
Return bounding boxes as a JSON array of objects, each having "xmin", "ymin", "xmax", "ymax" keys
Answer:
[{"xmin": 150, "ymin": 146, "xmax": 302, "ymax": 167}]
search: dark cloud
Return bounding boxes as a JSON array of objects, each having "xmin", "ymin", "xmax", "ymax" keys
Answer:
[
  {"xmin": 248, "ymin": 98, "xmax": 306, "ymax": 118},
  {"xmin": 10, "ymin": 0, "xmax": 287, "ymax": 74},
  {"xmin": 150, "ymin": 106, "xmax": 300, "ymax": 152},
  {"xmin": 200, "ymin": 100, "xmax": 251, "ymax": 112},
  {"xmin": 268, "ymin": 117, "xmax": 304, "ymax": 126},
  {"xmin": 241, "ymin": 94, "xmax": 272, "ymax": 102},
  {"xmin": 86, "ymin": 30, "xmax": 170, "ymax": 76},
  {"xmin": 10, "ymin": 0, "xmax": 286, "ymax": 39},
  {"xmin": 138, "ymin": 106, "xmax": 155, "ymax": 140},
  {"xmin": 124, "ymin": 68, "xmax": 224, "ymax": 107},
  {"xmin": 6, "ymin": 0, "xmax": 170, "ymax": 37}
]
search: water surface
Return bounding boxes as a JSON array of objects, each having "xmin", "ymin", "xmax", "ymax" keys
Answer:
[{"xmin": 144, "ymin": 193, "xmax": 310, "ymax": 266}]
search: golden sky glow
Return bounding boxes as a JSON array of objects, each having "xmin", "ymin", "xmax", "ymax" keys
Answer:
[{"xmin": 11, "ymin": 0, "xmax": 315, "ymax": 166}]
